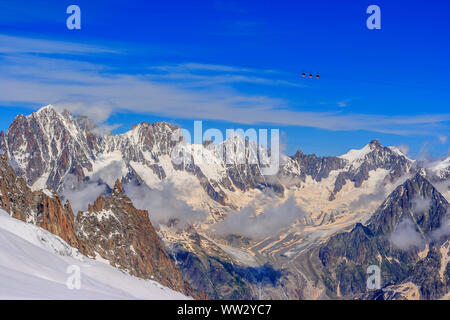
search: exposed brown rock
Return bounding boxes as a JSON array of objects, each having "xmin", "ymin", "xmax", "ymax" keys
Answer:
[
  {"xmin": 76, "ymin": 179, "xmax": 203, "ymax": 298},
  {"xmin": 0, "ymin": 154, "xmax": 78, "ymax": 248}
]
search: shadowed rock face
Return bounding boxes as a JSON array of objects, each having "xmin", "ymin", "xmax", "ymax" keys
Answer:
[
  {"xmin": 365, "ymin": 242, "xmax": 450, "ymax": 300},
  {"xmin": 289, "ymin": 150, "xmax": 346, "ymax": 183},
  {"xmin": 318, "ymin": 173, "xmax": 449, "ymax": 299},
  {"xmin": 169, "ymin": 231, "xmax": 283, "ymax": 300},
  {"xmin": 403, "ymin": 245, "xmax": 448, "ymax": 299},
  {"xmin": 173, "ymin": 249, "xmax": 254, "ymax": 300},
  {"xmin": 366, "ymin": 173, "xmax": 448, "ymax": 236},
  {"xmin": 0, "ymin": 108, "xmax": 99, "ymax": 189}
]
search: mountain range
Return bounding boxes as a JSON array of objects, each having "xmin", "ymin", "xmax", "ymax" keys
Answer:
[{"xmin": 0, "ymin": 105, "xmax": 448, "ymax": 299}]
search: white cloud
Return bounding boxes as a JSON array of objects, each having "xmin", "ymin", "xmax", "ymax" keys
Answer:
[
  {"xmin": 53, "ymin": 101, "xmax": 114, "ymax": 124},
  {"xmin": 395, "ymin": 144, "xmax": 411, "ymax": 156},
  {"xmin": 439, "ymin": 135, "xmax": 448, "ymax": 144},
  {"xmin": 149, "ymin": 62, "xmax": 276, "ymax": 74},
  {"xmin": 431, "ymin": 215, "xmax": 450, "ymax": 241},
  {"xmin": 337, "ymin": 98, "xmax": 353, "ymax": 108},
  {"xmin": 389, "ymin": 218, "xmax": 424, "ymax": 250},
  {"xmin": 89, "ymin": 161, "xmax": 126, "ymax": 188},
  {"xmin": 412, "ymin": 197, "xmax": 431, "ymax": 214},
  {"xmin": 0, "ymin": 34, "xmax": 118, "ymax": 55},
  {"xmin": 124, "ymin": 182, "xmax": 208, "ymax": 228},
  {"xmin": 214, "ymin": 192, "xmax": 306, "ymax": 239},
  {"xmin": 61, "ymin": 175, "xmax": 107, "ymax": 214},
  {"xmin": 349, "ymin": 180, "xmax": 388, "ymax": 212}
]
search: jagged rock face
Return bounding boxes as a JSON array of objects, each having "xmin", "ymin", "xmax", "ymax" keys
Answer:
[
  {"xmin": 318, "ymin": 174, "xmax": 449, "ymax": 299},
  {"xmin": 367, "ymin": 173, "xmax": 448, "ymax": 235},
  {"xmin": 214, "ymin": 136, "xmax": 283, "ymax": 194},
  {"xmin": 285, "ymin": 150, "xmax": 346, "ymax": 183},
  {"xmin": 105, "ymin": 121, "xmax": 181, "ymax": 162},
  {"xmin": 403, "ymin": 244, "xmax": 449, "ymax": 299},
  {"xmin": 0, "ymin": 154, "xmax": 79, "ymax": 248},
  {"xmin": 76, "ymin": 180, "xmax": 200, "ymax": 298},
  {"xmin": 0, "ymin": 106, "xmax": 184, "ymax": 191},
  {"xmin": 0, "ymin": 107, "xmax": 100, "ymax": 190}
]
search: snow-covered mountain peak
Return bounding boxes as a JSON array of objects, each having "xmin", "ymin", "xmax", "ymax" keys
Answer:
[
  {"xmin": 338, "ymin": 139, "xmax": 412, "ymax": 170},
  {"xmin": 339, "ymin": 140, "xmax": 384, "ymax": 161},
  {"xmin": 35, "ymin": 104, "xmax": 56, "ymax": 114},
  {"xmin": 130, "ymin": 120, "xmax": 178, "ymax": 132},
  {"xmin": 339, "ymin": 143, "xmax": 373, "ymax": 163}
]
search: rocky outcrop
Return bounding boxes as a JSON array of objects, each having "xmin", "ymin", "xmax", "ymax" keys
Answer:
[
  {"xmin": 284, "ymin": 150, "xmax": 346, "ymax": 183},
  {"xmin": 366, "ymin": 241, "xmax": 449, "ymax": 300},
  {"xmin": 0, "ymin": 154, "xmax": 78, "ymax": 247},
  {"xmin": 76, "ymin": 179, "xmax": 202, "ymax": 298}
]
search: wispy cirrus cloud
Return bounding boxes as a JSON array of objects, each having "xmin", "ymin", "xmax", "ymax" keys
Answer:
[
  {"xmin": 149, "ymin": 62, "xmax": 266, "ymax": 73},
  {"xmin": 337, "ymin": 98, "xmax": 353, "ymax": 108},
  {"xmin": 0, "ymin": 34, "xmax": 119, "ymax": 55},
  {"xmin": 1, "ymin": 34, "xmax": 449, "ymax": 137},
  {"xmin": 147, "ymin": 62, "xmax": 297, "ymax": 87}
]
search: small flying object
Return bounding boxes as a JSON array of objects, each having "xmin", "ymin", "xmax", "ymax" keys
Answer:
[{"xmin": 301, "ymin": 72, "xmax": 320, "ymax": 79}]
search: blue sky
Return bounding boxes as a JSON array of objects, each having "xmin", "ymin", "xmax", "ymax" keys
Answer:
[{"xmin": 0, "ymin": 0, "xmax": 449, "ymax": 158}]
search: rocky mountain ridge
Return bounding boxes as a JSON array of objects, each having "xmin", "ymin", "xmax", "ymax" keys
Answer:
[
  {"xmin": 0, "ymin": 105, "xmax": 425, "ymax": 208},
  {"xmin": 0, "ymin": 153, "xmax": 200, "ymax": 298}
]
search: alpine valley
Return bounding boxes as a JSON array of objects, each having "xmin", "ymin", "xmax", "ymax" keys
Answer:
[{"xmin": 0, "ymin": 105, "xmax": 449, "ymax": 300}]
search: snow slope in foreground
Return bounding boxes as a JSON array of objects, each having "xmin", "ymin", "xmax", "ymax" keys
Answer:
[{"xmin": 0, "ymin": 209, "xmax": 190, "ymax": 300}]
